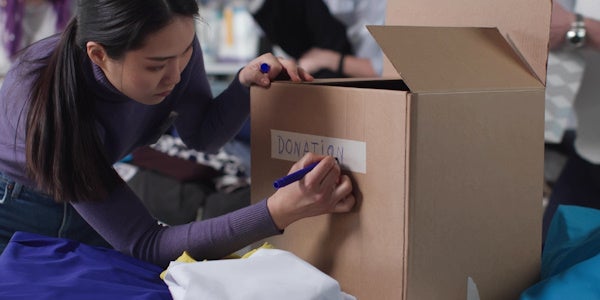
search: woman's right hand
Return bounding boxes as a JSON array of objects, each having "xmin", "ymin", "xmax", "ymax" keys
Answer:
[{"xmin": 266, "ymin": 153, "xmax": 356, "ymax": 230}]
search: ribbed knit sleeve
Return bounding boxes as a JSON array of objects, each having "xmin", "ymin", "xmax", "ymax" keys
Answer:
[{"xmin": 71, "ymin": 183, "xmax": 282, "ymax": 268}]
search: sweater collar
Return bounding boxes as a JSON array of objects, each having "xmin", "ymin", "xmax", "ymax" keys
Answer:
[{"xmin": 88, "ymin": 59, "xmax": 130, "ymax": 102}]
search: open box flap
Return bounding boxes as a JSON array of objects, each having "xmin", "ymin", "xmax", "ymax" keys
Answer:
[
  {"xmin": 383, "ymin": 0, "xmax": 551, "ymax": 85},
  {"xmin": 368, "ymin": 26, "xmax": 543, "ymax": 93}
]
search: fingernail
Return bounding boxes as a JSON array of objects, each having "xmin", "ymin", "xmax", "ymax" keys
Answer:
[{"xmin": 261, "ymin": 78, "xmax": 269, "ymax": 85}]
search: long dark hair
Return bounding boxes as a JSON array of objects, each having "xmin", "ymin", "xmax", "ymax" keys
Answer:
[{"xmin": 25, "ymin": 0, "xmax": 199, "ymax": 202}]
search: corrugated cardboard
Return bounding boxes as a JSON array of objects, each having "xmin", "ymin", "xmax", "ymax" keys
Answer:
[
  {"xmin": 383, "ymin": 0, "xmax": 551, "ymax": 84},
  {"xmin": 249, "ymin": 2, "xmax": 549, "ymax": 299}
]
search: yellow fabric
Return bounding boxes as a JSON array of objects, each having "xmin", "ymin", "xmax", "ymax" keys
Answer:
[
  {"xmin": 175, "ymin": 251, "xmax": 198, "ymax": 263},
  {"xmin": 160, "ymin": 242, "xmax": 275, "ymax": 280},
  {"xmin": 241, "ymin": 242, "xmax": 273, "ymax": 258}
]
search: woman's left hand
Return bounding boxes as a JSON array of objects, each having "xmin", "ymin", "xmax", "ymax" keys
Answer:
[{"xmin": 238, "ymin": 53, "xmax": 314, "ymax": 87}]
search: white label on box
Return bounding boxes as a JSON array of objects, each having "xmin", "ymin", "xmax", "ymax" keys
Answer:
[{"xmin": 270, "ymin": 129, "xmax": 366, "ymax": 173}]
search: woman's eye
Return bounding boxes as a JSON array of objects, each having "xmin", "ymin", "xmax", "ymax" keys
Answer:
[{"xmin": 147, "ymin": 65, "xmax": 165, "ymax": 72}]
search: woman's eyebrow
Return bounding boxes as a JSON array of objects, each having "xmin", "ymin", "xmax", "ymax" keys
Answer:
[{"xmin": 145, "ymin": 40, "xmax": 194, "ymax": 61}]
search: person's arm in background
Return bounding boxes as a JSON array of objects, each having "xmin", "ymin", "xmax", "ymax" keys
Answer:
[
  {"xmin": 550, "ymin": 1, "xmax": 600, "ymax": 51},
  {"xmin": 298, "ymin": 0, "xmax": 387, "ymax": 78},
  {"xmin": 249, "ymin": 0, "xmax": 357, "ymax": 78},
  {"xmin": 298, "ymin": 47, "xmax": 377, "ymax": 77},
  {"xmin": 250, "ymin": 0, "xmax": 351, "ymax": 58},
  {"xmin": 581, "ymin": 11, "xmax": 600, "ymax": 50},
  {"xmin": 340, "ymin": 0, "xmax": 386, "ymax": 76}
]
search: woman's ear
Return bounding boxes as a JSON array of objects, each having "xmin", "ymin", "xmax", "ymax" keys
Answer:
[{"xmin": 86, "ymin": 41, "xmax": 107, "ymax": 67}]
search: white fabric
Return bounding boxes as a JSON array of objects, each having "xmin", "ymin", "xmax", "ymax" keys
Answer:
[
  {"xmin": 150, "ymin": 134, "xmax": 250, "ymax": 193},
  {"xmin": 0, "ymin": 2, "xmax": 58, "ymax": 76},
  {"xmin": 575, "ymin": 1, "xmax": 600, "ymax": 17},
  {"xmin": 323, "ymin": 0, "xmax": 386, "ymax": 75},
  {"xmin": 544, "ymin": 50, "xmax": 584, "ymax": 143},
  {"xmin": 565, "ymin": 0, "xmax": 600, "ymax": 163},
  {"xmin": 572, "ymin": 49, "xmax": 600, "ymax": 162},
  {"xmin": 163, "ymin": 248, "xmax": 356, "ymax": 300}
]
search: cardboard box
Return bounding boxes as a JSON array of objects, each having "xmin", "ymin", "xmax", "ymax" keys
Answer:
[
  {"xmin": 250, "ymin": 2, "xmax": 550, "ymax": 299},
  {"xmin": 382, "ymin": 0, "xmax": 551, "ymax": 83}
]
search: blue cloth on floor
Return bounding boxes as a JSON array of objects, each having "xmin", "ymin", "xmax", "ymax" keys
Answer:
[
  {"xmin": 0, "ymin": 231, "xmax": 171, "ymax": 300},
  {"xmin": 521, "ymin": 205, "xmax": 600, "ymax": 299}
]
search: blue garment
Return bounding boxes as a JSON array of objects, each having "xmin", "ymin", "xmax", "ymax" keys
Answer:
[
  {"xmin": 521, "ymin": 205, "xmax": 600, "ymax": 299},
  {"xmin": 0, "ymin": 172, "xmax": 110, "ymax": 252},
  {"xmin": 0, "ymin": 231, "xmax": 171, "ymax": 300}
]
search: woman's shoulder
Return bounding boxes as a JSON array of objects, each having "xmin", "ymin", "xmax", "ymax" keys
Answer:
[
  {"xmin": 19, "ymin": 35, "xmax": 60, "ymax": 61},
  {"xmin": 0, "ymin": 36, "xmax": 60, "ymax": 113},
  {"xmin": 8, "ymin": 35, "xmax": 60, "ymax": 78}
]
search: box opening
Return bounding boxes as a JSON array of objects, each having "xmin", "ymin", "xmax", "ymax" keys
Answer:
[{"xmin": 309, "ymin": 79, "xmax": 409, "ymax": 91}]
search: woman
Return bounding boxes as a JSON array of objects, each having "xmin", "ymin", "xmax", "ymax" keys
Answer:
[{"xmin": 0, "ymin": 0, "xmax": 355, "ymax": 267}]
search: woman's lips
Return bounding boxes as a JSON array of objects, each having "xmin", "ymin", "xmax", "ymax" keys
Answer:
[{"xmin": 157, "ymin": 90, "xmax": 172, "ymax": 97}]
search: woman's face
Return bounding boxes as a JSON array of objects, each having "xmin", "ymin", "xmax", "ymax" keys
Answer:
[{"xmin": 97, "ymin": 16, "xmax": 196, "ymax": 105}]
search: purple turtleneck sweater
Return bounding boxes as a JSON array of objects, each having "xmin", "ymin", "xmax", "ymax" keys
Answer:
[{"xmin": 0, "ymin": 35, "xmax": 280, "ymax": 267}]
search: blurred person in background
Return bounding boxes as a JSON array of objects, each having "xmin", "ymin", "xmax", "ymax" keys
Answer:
[
  {"xmin": 249, "ymin": 0, "xmax": 386, "ymax": 78},
  {"xmin": 542, "ymin": 0, "xmax": 600, "ymax": 243},
  {"xmin": 0, "ymin": 0, "xmax": 73, "ymax": 77}
]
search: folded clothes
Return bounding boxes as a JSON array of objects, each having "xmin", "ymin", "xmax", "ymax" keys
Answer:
[
  {"xmin": 520, "ymin": 205, "xmax": 600, "ymax": 299},
  {"xmin": 0, "ymin": 231, "xmax": 171, "ymax": 300}
]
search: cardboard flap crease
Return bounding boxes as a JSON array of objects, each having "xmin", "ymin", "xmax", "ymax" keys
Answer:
[
  {"xmin": 383, "ymin": 0, "xmax": 551, "ymax": 83},
  {"xmin": 368, "ymin": 26, "xmax": 544, "ymax": 93}
]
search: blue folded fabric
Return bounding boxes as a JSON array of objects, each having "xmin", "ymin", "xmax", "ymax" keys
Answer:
[
  {"xmin": 521, "ymin": 205, "xmax": 600, "ymax": 299},
  {"xmin": 0, "ymin": 231, "xmax": 171, "ymax": 300}
]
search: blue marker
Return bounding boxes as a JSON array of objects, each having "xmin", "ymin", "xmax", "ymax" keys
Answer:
[
  {"xmin": 260, "ymin": 63, "xmax": 270, "ymax": 74},
  {"xmin": 273, "ymin": 161, "xmax": 319, "ymax": 189}
]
